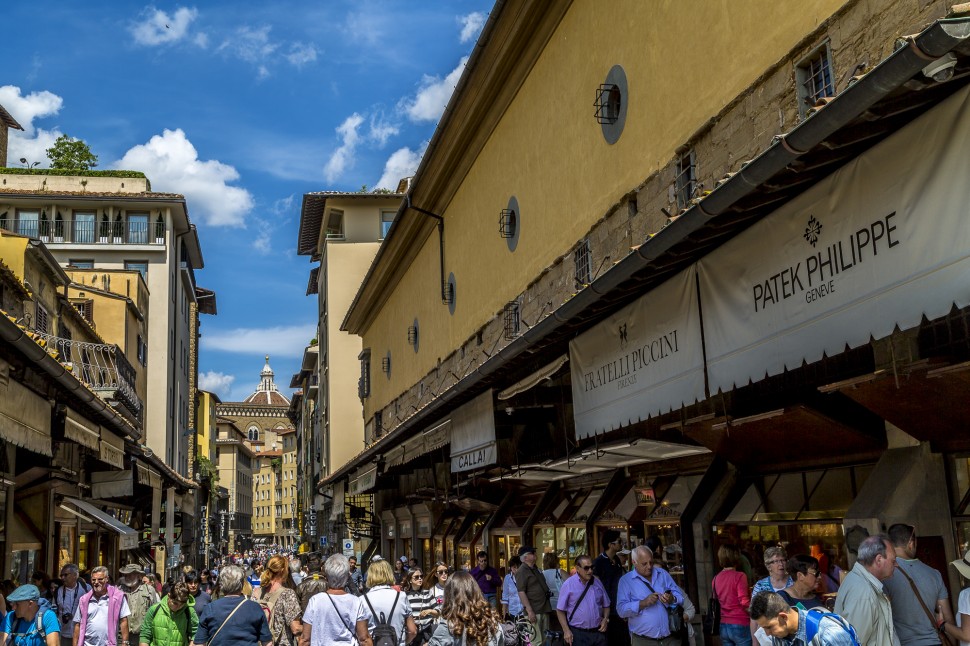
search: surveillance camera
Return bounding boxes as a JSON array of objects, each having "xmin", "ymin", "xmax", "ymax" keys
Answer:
[{"xmin": 923, "ymin": 52, "xmax": 957, "ymax": 83}]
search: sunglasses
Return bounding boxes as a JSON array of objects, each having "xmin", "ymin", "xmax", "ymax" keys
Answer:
[
  {"xmin": 579, "ymin": 565, "xmax": 593, "ymax": 571},
  {"xmin": 412, "ymin": 574, "xmax": 424, "ymax": 579},
  {"xmin": 437, "ymin": 570, "xmax": 448, "ymax": 575}
]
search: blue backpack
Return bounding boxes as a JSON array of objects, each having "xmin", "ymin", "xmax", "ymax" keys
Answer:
[{"xmin": 804, "ymin": 608, "xmax": 861, "ymax": 645}]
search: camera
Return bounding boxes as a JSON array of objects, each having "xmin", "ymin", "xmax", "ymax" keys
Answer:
[
  {"xmin": 546, "ymin": 590, "xmax": 554, "ymax": 599},
  {"xmin": 61, "ymin": 613, "xmax": 73, "ymax": 624}
]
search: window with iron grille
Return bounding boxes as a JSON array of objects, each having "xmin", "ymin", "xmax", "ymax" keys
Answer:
[
  {"xmin": 34, "ymin": 302, "xmax": 49, "ymax": 334},
  {"xmin": 358, "ymin": 350, "xmax": 371, "ymax": 399},
  {"xmin": 574, "ymin": 239, "xmax": 592, "ymax": 288},
  {"xmin": 374, "ymin": 411, "xmax": 383, "ymax": 438},
  {"xmin": 503, "ymin": 301, "xmax": 520, "ymax": 340},
  {"xmin": 796, "ymin": 44, "xmax": 835, "ymax": 118},
  {"xmin": 674, "ymin": 149, "xmax": 697, "ymax": 210}
]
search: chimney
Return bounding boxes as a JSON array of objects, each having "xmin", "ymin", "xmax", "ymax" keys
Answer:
[{"xmin": 0, "ymin": 104, "xmax": 25, "ymax": 169}]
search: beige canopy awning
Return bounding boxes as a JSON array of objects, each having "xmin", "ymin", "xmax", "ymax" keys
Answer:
[
  {"xmin": 65, "ymin": 408, "xmax": 100, "ymax": 451},
  {"xmin": 0, "ymin": 377, "xmax": 52, "ymax": 457},
  {"xmin": 99, "ymin": 428, "xmax": 126, "ymax": 469}
]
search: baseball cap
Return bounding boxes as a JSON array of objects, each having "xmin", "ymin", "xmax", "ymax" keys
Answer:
[{"xmin": 7, "ymin": 584, "xmax": 40, "ymax": 602}]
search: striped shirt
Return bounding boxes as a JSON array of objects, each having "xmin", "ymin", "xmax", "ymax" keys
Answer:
[{"xmin": 407, "ymin": 589, "xmax": 437, "ymax": 629}]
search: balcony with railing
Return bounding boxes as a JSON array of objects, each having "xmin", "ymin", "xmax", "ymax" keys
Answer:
[
  {"xmin": 1, "ymin": 214, "xmax": 166, "ymax": 246},
  {"xmin": 32, "ymin": 329, "xmax": 144, "ymax": 426}
]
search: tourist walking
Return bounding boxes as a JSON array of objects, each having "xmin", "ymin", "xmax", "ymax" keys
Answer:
[
  {"xmin": 940, "ymin": 548, "xmax": 970, "ymax": 645},
  {"xmin": 404, "ymin": 568, "xmax": 437, "ymax": 645},
  {"xmin": 300, "ymin": 554, "xmax": 372, "ymax": 646},
  {"xmin": 119, "ymin": 565, "xmax": 158, "ymax": 646},
  {"xmin": 55, "ymin": 564, "xmax": 90, "ymax": 646},
  {"xmin": 710, "ymin": 545, "xmax": 751, "ymax": 646},
  {"xmin": 500, "ymin": 557, "xmax": 522, "ymax": 621},
  {"xmin": 592, "ymin": 530, "xmax": 628, "ymax": 646},
  {"xmin": 555, "ymin": 555, "xmax": 610, "ymax": 646},
  {"xmin": 469, "ymin": 553, "xmax": 501, "ymax": 610},
  {"xmin": 73, "ymin": 566, "xmax": 131, "ymax": 646},
  {"xmin": 192, "ymin": 565, "xmax": 271, "ymax": 646},
  {"xmin": 259, "ymin": 556, "xmax": 303, "ymax": 646},
  {"xmin": 362, "ymin": 559, "xmax": 416, "ymax": 645},
  {"xmin": 514, "ymin": 546, "xmax": 551, "ymax": 643},
  {"xmin": 617, "ymin": 545, "xmax": 684, "ymax": 646},
  {"xmin": 139, "ymin": 583, "xmax": 198, "ymax": 646},
  {"xmin": 0, "ymin": 584, "xmax": 60, "ymax": 646},
  {"xmin": 833, "ymin": 534, "xmax": 899, "ymax": 646},
  {"xmin": 777, "ymin": 555, "xmax": 825, "ymax": 611},
  {"xmin": 750, "ymin": 591, "xmax": 859, "ymax": 645},
  {"xmin": 426, "ymin": 571, "xmax": 502, "ymax": 646},
  {"xmin": 183, "ymin": 572, "xmax": 210, "ymax": 620}
]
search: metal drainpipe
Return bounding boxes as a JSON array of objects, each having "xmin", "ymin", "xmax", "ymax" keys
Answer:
[{"xmin": 405, "ymin": 195, "xmax": 448, "ymax": 302}]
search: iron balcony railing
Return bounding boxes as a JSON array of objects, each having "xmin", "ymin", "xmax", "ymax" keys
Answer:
[
  {"xmin": 32, "ymin": 329, "xmax": 144, "ymax": 422},
  {"xmin": 2, "ymin": 216, "xmax": 166, "ymax": 245}
]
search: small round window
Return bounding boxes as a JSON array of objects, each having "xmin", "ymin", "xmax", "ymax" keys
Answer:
[
  {"xmin": 501, "ymin": 196, "xmax": 521, "ymax": 251},
  {"xmin": 597, "ymin": 65, "xmax": 628, "ymax": 144}
]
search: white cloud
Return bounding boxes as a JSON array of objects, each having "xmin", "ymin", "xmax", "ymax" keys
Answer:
[
  {"xmin": 402, "ymin": 56, "xmax": 468, "ymax": 122},
  {"xmin": 218, "ymin": 25, "xmax": 278, "ymax": 63},
  {"xmin": 131, "ymin": 6, "xmax": 204, "ymax": 47},
  {"xmin": 323, "ymin": 113, "xmax": 364, "ymax": 182},
  {"xmin": 198, "ymin": 370, "xmax": 235, "ymax": 399},
  {"xmin": 201, "ymin": 324, "xmax": 317, "ymax": 358},
  {"xmin": 113, "ymin": 128, "xmax": 253, "ymax": 227},
  {"xmin": 0, "ymin": 85, "xmax": 65, "ymax": 167},
  {"xmin": 252, "ymin": 218, "xmax": 272, "ymax": 254},
  {"xmin": 368, "ymin": 114, "xmax": 398, "ymax": 147},
  {"xmin": 376, "ymin": 145, "xmax": 425, "ymax": 191},
  {"xmin": 458, "ymin": 12, "xmax": 486, "ymax": 44},
  {"xmin": 286, "ymin": 42, "xmax": 318, "ymax": 67}
]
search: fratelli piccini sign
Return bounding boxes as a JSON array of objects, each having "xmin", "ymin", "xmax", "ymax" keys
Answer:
[{"xmin": 569, "ymin": 267, "xmax": 705, "ymax": 439}]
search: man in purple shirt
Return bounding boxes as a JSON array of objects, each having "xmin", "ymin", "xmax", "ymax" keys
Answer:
[
  {"xmin": 556, "ymin": 555, "xmax": 610, "ymax": 646},
  {"xmin": 469, "ymin": 551, "xmax": 501, "ymax": 608}
]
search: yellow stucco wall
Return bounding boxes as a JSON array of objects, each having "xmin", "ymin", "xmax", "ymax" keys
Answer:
[
  {"xmin": 0, "ymin": 233, "xmax": 28, "ymax": 282},
  {"xmin": 360, "ymin": 0, "xmax": 848, "ymax": 416}
]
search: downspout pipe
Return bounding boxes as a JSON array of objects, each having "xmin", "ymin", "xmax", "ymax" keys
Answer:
[
  {"xmin": 321, "ymin": 16, "xmax": 970, "ymax": 488},
  {"xmin": 405, "ymin": 195, "xmax": 448, "ymax": 302}
]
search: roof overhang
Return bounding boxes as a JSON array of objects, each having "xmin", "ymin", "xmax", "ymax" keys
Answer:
[
  {"xmin": 0, "ymin": 104, "xmax": 24, "ymax": 131},
  {"xmin": 195, "ymin": 286, "xmax": 217, "ymax": 315},
  {"xmin": 322, "ymin": 15, "xmax": 970, "ymax": 488},
  {"xmin": 297, "ymin": 192, "xmax": 404, "ymax": 259}
]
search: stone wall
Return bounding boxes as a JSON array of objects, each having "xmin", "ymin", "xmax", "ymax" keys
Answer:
[{"xmin": 367, "ymin": 0, "xmax": 951, "ymax": 443}]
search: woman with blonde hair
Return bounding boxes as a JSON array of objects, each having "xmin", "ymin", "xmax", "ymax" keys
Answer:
[
  {"xmin": 259, "ymin": 555, "xmax": 303, "ymax": 646},
  {"xmin": 428, "ymin": 571, "xmax": 503, "ymax": 646},
  {"xmin": 363, "ymin": 559, "xmax": 417, "ymax": 645}
]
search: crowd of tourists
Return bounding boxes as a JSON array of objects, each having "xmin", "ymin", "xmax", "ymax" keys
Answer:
[{"xmin": 2, "ymin": 522, "xmax": 969, "ymax": 646}]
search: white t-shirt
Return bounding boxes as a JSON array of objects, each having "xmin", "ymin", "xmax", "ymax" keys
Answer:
[
  {"xmin": 957, "ymin": 587, "xmax": 970, "ymax": 646},
  {"xmin": 303, "ymin": 592, "xmax": 371, "ymax": 645},
  {"xmin": 363, "ymin": 586, "xmax": 412, "ymax": 645},
  {"xmin": 543, "ymin": 569, "xmax": 564, "ymax": 610},
  {"xmin": 73, "ymin": 593, "xmax": 131, "ymax": 646}
]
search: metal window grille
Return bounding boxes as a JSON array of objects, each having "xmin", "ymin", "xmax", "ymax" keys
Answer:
[
  {"xmin": 407, "ymin": 325, "xmax": 418, "ymax": 346},
  {"xmin": 499, "ymin": 209, "xmax": 517, "ymax": 238},
  {"xmin": 442, "ymin": 281, "xmax": 455, "ymax": 305},
  {"xmin": 674, "ymin": 150, "xmax": 697, "ymax": 210},
  {"xmin": 798, "ymin": 48, "xmax": 835, "ymax": 112},
  {"xmin": 503, "ymin": 301, "xmax": 520, "ymax": 340},
  {"xmin": 594, "ymin": 84, "xmax": 622, "ymax": 124},
  {"xmin": 359, "ymin": 356, "xmax": 371, "ymax": 398},
  {"xmin": 34, "ymin": 303, "xmax": 49, "ymax": 334},
  {"xmin": 381, "ymin": 355, "xmax": 391, "ymax": 374},
  {"xmin": 374, "ymin": 411, "xmax": 383, "ymax": 438},
  {"xmin": 574, "ymin": 239, "xmax": 592, "ymax": 288}
]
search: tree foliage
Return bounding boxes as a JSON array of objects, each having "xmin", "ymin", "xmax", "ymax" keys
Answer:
[{"xmin": 46, "ymin": 135, "xmax": 99, "ymax": 170}]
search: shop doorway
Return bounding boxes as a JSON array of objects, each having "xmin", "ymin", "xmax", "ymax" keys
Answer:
[
  {"xmin": 535, "ymin": 525, "xmax": 588, "ymax": 573},
  {"xmin": 489, "ymin": 533, "xmax": 521, "ymax": 573}
]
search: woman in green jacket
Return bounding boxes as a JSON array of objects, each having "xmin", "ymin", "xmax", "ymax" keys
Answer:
[{"xmin": 140, "ymin": 583, "xmax": 199, "ymax": 646}]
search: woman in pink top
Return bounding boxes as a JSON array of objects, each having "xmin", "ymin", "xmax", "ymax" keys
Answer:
[{"xmin": 713, "ymin": 544, "xmax": 751, "ymax": 646}]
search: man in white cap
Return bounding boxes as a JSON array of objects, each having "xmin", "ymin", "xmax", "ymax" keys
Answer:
[{"xmin": 0, "ymin": 584, "xmax": 60, "ymax": 646}]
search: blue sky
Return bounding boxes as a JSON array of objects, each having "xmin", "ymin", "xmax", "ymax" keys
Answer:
[{"xmin": 2, "ymin": 1, "xmax": 492, "ymax": 402}]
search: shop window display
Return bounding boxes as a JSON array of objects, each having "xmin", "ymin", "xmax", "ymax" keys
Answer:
[{"xmin": 948, "ymin": 454, "xmax": 970, "ymax": 554}]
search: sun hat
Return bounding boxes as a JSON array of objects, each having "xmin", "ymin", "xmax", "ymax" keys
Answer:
[
  {"xmin": 7, "ymin": 584, "xmax": 40, "ymax": 603},
  {"xmin": 952, "ymin": 549, "xmax": 970, "ymax": 580}
]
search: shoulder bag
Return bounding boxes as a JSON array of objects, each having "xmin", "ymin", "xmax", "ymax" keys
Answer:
[
  {"xmin": 895, "ymin": 565, "xmax": 956, "ymax": 646},
  {"xmin": 566, "ymin": 578, "xmax": 595, "ymax": 626},
  {"xmin": 326, "ymin": 593, "xmax": 359, "ymax": 646},
  {"xmin": 639, "ymin": 576, "xmax": 685, "ymax": 637},
  {"xmin": 702, "ymin": 573, "xmax": 721, "ymax": 636},
  {"xmin": 205, "ymin": 597, "xmax": 246, "ymax": 646}
]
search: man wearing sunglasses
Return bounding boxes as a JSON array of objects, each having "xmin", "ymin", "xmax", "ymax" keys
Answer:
[
  {"xmin": 556, "ymin": 556, "xmax": 610, "ymax": 646},
  {"xmin": 73, "ymin": 567, "xmax": 131, "ymax": 646}
]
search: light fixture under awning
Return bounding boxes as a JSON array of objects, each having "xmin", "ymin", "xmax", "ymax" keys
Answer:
[
  {"xmin": 65, "ymin": 408, "xmax": 100, "ymax": 451},
  {"xmin": 61, "ymin": 498, "xmax": 138, "ymax": 550}
]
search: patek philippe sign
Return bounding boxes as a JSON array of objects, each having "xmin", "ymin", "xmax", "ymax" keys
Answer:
[
  {"xmin": 569, "ymin": 266, "xmax": 705, "ymax": 439},
  {"xmin": 698, "ymin": 85, "xmax": 970, "ymax": 393}
]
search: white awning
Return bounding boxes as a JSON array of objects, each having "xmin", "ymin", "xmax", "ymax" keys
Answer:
[
  {"xmin": 450, "ymin": 390, "xmax": 497, "ymax": 473},
  {"xmin": 0, "ymin": 377, "xmax": 52, "ymax": 457},
  {"xmin": 569, "ymin": 266, "xmax": 706, "ymax": 439},
  {"xmin": 384, "ymin": 419, "xmax": 450, "ymax": 469},
  {"xmin": 65, "ymin": 408, "xmax": 100, "ymax": 451},
  {"xmin": 698, "ymin": 84, "xmax": 970, "ymax": 394},
  {"xmin": 62, "ymin": 498, "xmax": 139, "ymax": 550},
  {"xmin": 330, "ymin": 480, "xmax": 345, "ymax": 521},
  {"xmin": 348, "ymin": 466, "xmax": 377, "ymax": 495},
  {"xmin": 99, "ymin": 429, "xmax": 125, "ymax": 469}
]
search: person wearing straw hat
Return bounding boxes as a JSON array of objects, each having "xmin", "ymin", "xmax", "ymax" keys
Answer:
[
  {"xmin": 939, "ymin": 549, "xmax": 970, "ymax": 646},
  {"xmin": 0, "ymin": 584, "xmax": 60, "ymax": 646}
]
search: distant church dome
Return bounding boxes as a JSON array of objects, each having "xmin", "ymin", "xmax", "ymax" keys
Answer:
[{"xmin": 245, "ymin": 355, "xmax": 290, "ymax": 406}]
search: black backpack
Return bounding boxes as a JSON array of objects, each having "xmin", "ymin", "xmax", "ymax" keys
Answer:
[{"xmin": 363, "ymin": 591, "xmax": 400, "ymax": 646}]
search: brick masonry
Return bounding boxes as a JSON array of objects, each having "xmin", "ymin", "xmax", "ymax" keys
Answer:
[{"xmin": 365, "ymin": 0, "xmax": 951, "ymax": 445}]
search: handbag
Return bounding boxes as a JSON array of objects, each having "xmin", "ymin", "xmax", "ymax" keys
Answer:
[{"xmin": 703, "ymin": 574, "xmax": 721, "ymax": 636}]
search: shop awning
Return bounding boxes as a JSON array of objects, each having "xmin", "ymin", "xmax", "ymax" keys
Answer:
[
  {"xmin": 61, "ymin": 498, "xmax": 139, "ymax": 550},
  {"xmin": 569, "ymin": 267, "xmax": 706, "ymax": 439},
  {"xmin": 450, "ymin": 390, "xmax": 497, "ymax": 473},
  {"xmin": 698, "ymin": 84, "xmax": 970, "ymax": 394},
  {"xmin": 65, "ymin": 408, "xmax": 100, "ymax": 451},
  {"xmin": 492, "ymin": 439, "xmax": 709, "ymax": 482},
  {"xmin": 98, "ymin": 428, "xmax": 125, "ymax": 468},
  {"xmin": 348, "ymin": 466, "xmax": 377, "ymax": 495},
  {"xmin": 0, "ymin": 379, "xmax": 52, "ymax": 457},
  {"xmin": 330, "ymin": 481, "xmax": 345, "ymax": 521},
  {"xmin": 91, "ymin": 469, "xmax": 134, "ymax": 498},
  {"xmin": 384, "ymin": 419, "xmax": 450, "ymax": 470},
  {"xmin": 137, "ymin": 462, "xmax": 162, "ymax": 489}
]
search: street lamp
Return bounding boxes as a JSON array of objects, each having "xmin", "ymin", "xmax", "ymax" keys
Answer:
[{"xmin": 19, "ymin": 158, "xmax": 40, "ymax": 169}]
